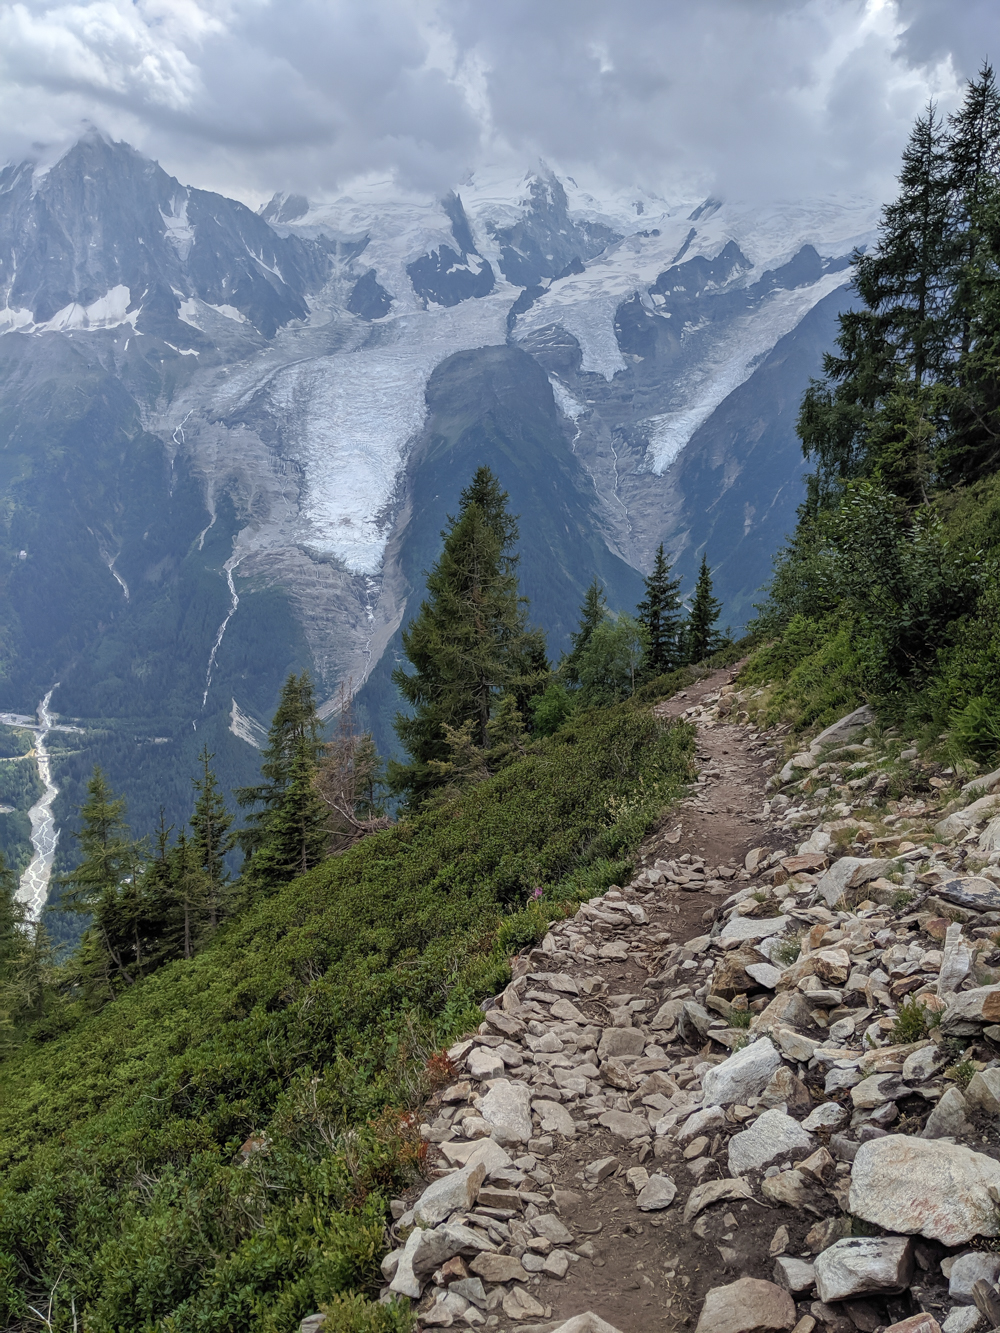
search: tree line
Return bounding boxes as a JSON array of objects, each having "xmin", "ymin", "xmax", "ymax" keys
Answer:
[
  {"xmin": 755, "ymin": 60, "xmax": 1000, "ymax": 758},
  {"xmin": 801, "ymin": 62, "xmax": 1000, "ymax": 507},
  {"xmin": 0, "ymin": 466, "xmax": 724, "ymax": 1031}
]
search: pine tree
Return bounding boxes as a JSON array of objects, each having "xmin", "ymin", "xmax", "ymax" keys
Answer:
[
  {"xmin": 685, "ymin": 555, "xmax": 723, "ymax": 663},
  {"xmin": 389, "ymin": 467, "xmax": 534, "ymax": 808},
  {"xmin": 562, "ymin": 580, "xmax": 608, "ymax": 686},
  {"xmin": 637, "ymin": 544, "xmax": 683, "ymax": 676},
  {"xmin": 168, "ymin": 833, "xmax": 210, "ymax": 961},
  {"xmin": 237, "ymin": 673, "xmax": 328, "ymax": 889},
  {"xmin": 799, "ymin": 105, "xmax": 952, "ymax": 504},
  {"xmin": 59, "ymin": 767, "xmax": 147, "ymax": 992},
  {"xmin": 236, "ymin": 671, "xmax": 323, "ymax": 856},
  {"xmin": 190, "ymin": 747, "xmax": 235, "ymax": 929},
  {"xmin": 938, "ymin": 65, "xmax": 1000, "ymax": 483},
  {"xmin": 0, "ymin": 849, "xmax": 55, "ymax": 1037}
]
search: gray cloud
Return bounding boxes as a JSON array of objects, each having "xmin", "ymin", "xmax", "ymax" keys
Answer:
[{"xmin": 0, "ymin": 0, "xmax": 990, "ymax": 205}]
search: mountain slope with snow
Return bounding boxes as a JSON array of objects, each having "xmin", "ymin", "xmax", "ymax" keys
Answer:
[{"xmin": 0, "ymin": 136, "xmax": 877, "ymax": 902}]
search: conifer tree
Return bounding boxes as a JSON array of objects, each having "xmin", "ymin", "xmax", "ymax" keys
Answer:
[
  {"xmin": 169, "ymin": 833, "xmax": 210, "ymax": 961},
  {"xmin": 0, "ymin": 851, "xmax": 43, "ymax": 1042},
  {"xmin": 938, "ymin": 65, "xmax": 1000, "ymax": 483},
  {"xmin": 637, "ymin": 544, "xmax": 683, "ymax": 676},
  {"xmin": 59, "ymin": 767, "xmax": 148, "ymax": 992},
  {"xmin": 562, "ymin": 580, "xmax": 608, "ymax": 686},
  {"xmin": 685, "ymin": 556, "xmax": 723, "ymax": 663},
  {"xmin": 799, "ymin": 104, "xmax": 952, "ymax": 503},
  {"xmin": 237, "ymin": 673, "xmax": 328, "ymax": 888},
  {"xmin": 190, "ymin": 747, "xmax": 235, "ymax": 929},
  {"xmin": 389, "ymin": 467, "xmax": 534, "ymax": 808}
]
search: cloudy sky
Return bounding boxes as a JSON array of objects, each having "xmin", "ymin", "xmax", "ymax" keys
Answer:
[{"xmin": 0, "ymin": 0, "xmax": 995, "ymax": 207}]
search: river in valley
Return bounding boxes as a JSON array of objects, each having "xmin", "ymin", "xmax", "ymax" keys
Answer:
[{"xmin": 0, "ymin": 691, "xmax": 62, "ymax": 920}]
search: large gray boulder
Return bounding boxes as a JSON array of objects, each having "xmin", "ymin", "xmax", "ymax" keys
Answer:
[
  {"xmin": 849, "ymin": 1136, "xmax": 1000, "ymax": 1245},
  {"xmin": 814, "ymin": 1237, "xmax": 914, "ymax": 1303},
  {"xmin": 475, "ymin": 1078, "xmax": 533, "ymax": 1144},
  {"xmin": 809, "ymin": 706, "xmax": 875, "ymax": 754},
  {"xmin": 702, "ymin": 1038, "xmax": 782, "ymax": 1107},
  {"xmin": 948, "ymin": 1252, "xmax": 1000, "ymax": 1304},
  {"xmin": 728, "ymin": 1109, "xmax": 813, "ymax": 1175},
  {"xmin": 413, "ymin": 1160, "xmax": 486, "ymax": 1226}
]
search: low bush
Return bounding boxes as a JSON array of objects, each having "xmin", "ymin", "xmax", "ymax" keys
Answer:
[{"xmin": 0, "ymin": 696, "xmax": 694, "ymax": 1331}]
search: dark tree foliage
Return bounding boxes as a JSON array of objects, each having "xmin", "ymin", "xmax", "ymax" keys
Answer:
[
  {"xmin": 800, "ymin": 66, "xmax": 1000, "ymax": 503},
  {"xmin": 237, "ymin": 672, "xmax": 328, "ymax": 889},
  {"xmin": 637, "ymin": 543, "xmax": 683, "ymax": 675},
  {"xmin": 685, "ymin": 555, "xmax": 723, "ymax": 664},
  {"xmin": 562, "ymin": 579, "xmax": 608, "ymax": 686},
  {"xmin": 190, "ymin": 746, "xmax": 236, "ymax": 928},
  {"xmin": 389, "ymin": 467, "xmax": 538, "ymax": 808}
]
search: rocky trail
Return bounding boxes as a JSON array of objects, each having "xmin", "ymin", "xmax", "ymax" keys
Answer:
[{"xmin": 331, "ymin": 668, "xmax": 1000, "ymax": 1333}]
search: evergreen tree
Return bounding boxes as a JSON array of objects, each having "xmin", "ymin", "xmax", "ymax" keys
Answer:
[
  {"xmin": 529, "ymin": 681, "xmax": 576, "ymax": 736},
  {"xmin": 938, "ymin": 65, "xmax": 1000, "ymax": 483},
  {"xmin": 0, "ymin": 851, "xmax": 47, "ymax": 1042},
  {"xmin": 190, "ymin": 747, "xmax": 235, "ymax": 929},
  {"xmin": 389, "ymin": 467, "xmax": 534, "ymax": 808},
  {"xmin": 637, "ymin": 544, "xmax": 683, "ymax": 675},
  {"xmin": 59, "ymin": 767, "xmax": 148, "ymax": 993},
  {"xmin": 562, "ymin": 580, "xmax": 608, "ymax": 686},
  {"xmin": 168, "ymin": 833, "xmax": 210, "ymax": 961},
  {"xmin": 685, "ymin": 556, "xmax": 723, "ymax": 663},
  {"xmin": 237, "ymin": 674, "xmax": 328, "ymax": 889},
  {"xmin": 799, "ymin": 104, "xmax": 952, "ymax": 503}
]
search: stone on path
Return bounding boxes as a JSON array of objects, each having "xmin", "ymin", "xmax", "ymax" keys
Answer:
[
  {"xmin": 943, "ymin": 1310, "xmax": 985, "ymax": 1333},
  {"xmin": 534, "ymin": 1100, "xmax": 577, "ymax": 1137},
  {"xmin": 728, "ymin": 1109, "xmax": 813, "ymax": 1175},
  {"xmin": 502, "ymin": 1285, "xmax": 545, "ymax": 1321},
  {"xmin": 551, "ymin": 998, "xmax": 587, "ymax": 1022},
  {"xmin": 597, "ymin": 1027, "xmax": 646, "ymax": 1059},
  {"xmin": 468, "ymin": 1047, "xmax": 505, "ymax": 1080},
  {"xmin": 695, "ymin": 1276, "xmax": 797, "ymax": 1333},
  {"xmin": 948, "ymin": 1252, "xmax": 1000, "ymax": 1304},
  {"xmin": 719, "ymin": 915, "xmax": 793, "ymax": 945},
  {"xmin": 802, "ymin": 1103, "xmax": 847, "ymax": 1131},
  {"xmin": 532, "ymin": 1213, "xmax": 574, "ymax": 1245},
  {"xmin": 965, "ymin": 1068, "xmax": 1000, "ymax": 1114},
  {"xmin": 637, "ymin": 1174, "xmax": 677, "ymax": 1210},
  {"xmin": 921, "ymin": 1086, "xmax": 970, "ymax": 1140},
  {"xmin": 683, "ymin": 1177, "xmax": 753, "ymax": 1224},
  {"xmin": 675, "ymin": 1105, "xmax": 726, "ymax": 1144},
  {"xmin": 476, "ymin": 1078, "xmax": 533, "ymax": 1144},
  {"xmin": 941, "ymin": 985, "xmax": 1000, "ymax": 1033},
  {"xmin": 470, "ymin": 1253, "xmax": 528, "ymax": 1283},
  {"xmin": 546, "ymin": 1316, "xmax": 627, "ymax": 1333},
  {"xmin": 413, "ymin": 1161, "xmax": 486, "ymax": 1226},
  {"xmin": 814, "ymin": 1237, "xmax": 914, "ymax": 1303},
  {"xmin": 773, "ymin": 1257, "xmax": 816, "ymax": 1295},
  {"xmin": 747, "ymin": 962, "xmax": 783, "ymax": 989},
  {"xmin": 849, "ymin": 1136, "xmax": 1000, "ymax": 1245},
  {"xmin": 702, "ymin": 1038, "xmax": 782, "ymax": 1107},
  {"xmin": 598, "ymin": 1108, "xmax": 649, "ymax": 1139}
]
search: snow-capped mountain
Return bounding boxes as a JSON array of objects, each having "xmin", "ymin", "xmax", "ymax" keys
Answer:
[{"xmin": 0, "ymin": 135, "xmax": 876, "ymax": 877}]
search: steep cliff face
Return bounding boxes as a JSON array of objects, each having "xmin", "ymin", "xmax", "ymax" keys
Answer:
[{"xmin": 0, "ymin": 135, "xmax": 876, "ymax": 883}]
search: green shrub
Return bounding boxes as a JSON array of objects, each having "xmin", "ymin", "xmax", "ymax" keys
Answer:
[
  {"xmin": 892, "ymin": 995, "xmax": 929, "ymax": 1043},
  {"xmin": 0, "ymin": 696, "xmax": 695, "ymax": 1331}
]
